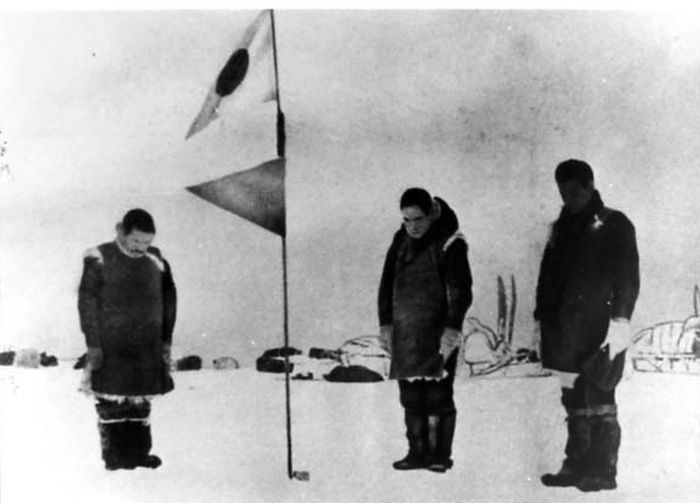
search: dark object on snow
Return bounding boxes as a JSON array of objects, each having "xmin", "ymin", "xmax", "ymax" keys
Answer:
[
  {"xmin": 175, "ymin": 355, "xmax": 202, "ymax": 371},
  {"xmin": 256, "ymin": 356, "xmax": 294, "ymax": 374},
  {"xmin": 0, "ymin": 351, "xmax": 16, "ymax": 366},
  {"xmin": 213, "ymin": 356, "xmax": 239, "ymax": 370},
  {"xmin": 74, "ymin": 353, "xmax": 87, "ymax": 369},
  {"xmin": 514, "ymin": 347, "xmax": 540, "ymax": 364},
  {"xmin": 256, "ymin": 346, "xmax": 300, "ymax": 374},
  {"xmin": 40, "ymin": 352, "xmax": 58, "ymax": 367},
  {"xmin": 308, "ymin": 347, "xmax": 342, "ymax": 361},
  {"xmin": 324, "ymin": 365, "xmax": 384, "ymax": 383},
  {"xmin": 261, "ymin": 347, "xmax": 302, "ymax": 359},
  {"xmin": 581, "ymin": 346, "xmax": 625, "ymax": 392},
  {"xmin": 291, "ymin": 372, "xmax": 314, "ymax": 380}
]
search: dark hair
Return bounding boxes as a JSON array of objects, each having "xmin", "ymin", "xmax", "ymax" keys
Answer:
[
  {"xmin": 555, "ymin": 159, "xmax": 594, "ymax": 186},
  {"xmin": 122, "ymin": 208, "xmax": 156, "ymax": 235},
  {"xmin": 400, "ymin": 187, "xmax": 433, "ymax": 215}
]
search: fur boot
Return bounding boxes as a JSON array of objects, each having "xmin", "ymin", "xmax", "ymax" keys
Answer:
[
  {"xmin": 393, "ymin": 410, "xmax": 429, "ymax": 470},
  {"xmin": 576, "ymin": 413, "xmax": 620, "ymax": 492},
  {"xmin": 426, "ymin": 411, "xmax": 456, "ymax": 473},
  {"xmin": 541, "ymin": 414, "xmax": 592, "ymax": 487}
]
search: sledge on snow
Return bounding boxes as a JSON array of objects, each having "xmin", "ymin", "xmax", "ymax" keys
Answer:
[
  {"xmin": 457, "ymin": 275, "xmax": 545, "ymax": 379},
  {"xmin": 630, "ymin": 285, "xmax": 700, "ymax": 374},
  {"xmin": 255, "ymin": 275, "xmax": 547, "ymax": 381}
]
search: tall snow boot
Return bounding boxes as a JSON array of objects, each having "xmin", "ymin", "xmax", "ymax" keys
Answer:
[
  {"xmin": 98, "ymin": 421, "xmax": 137, "ymax": 470},
  {"xmin": 121, "ymin": 420, "xmax": 162, "ymax": 469},
  {"xmin": 541, "ymin": 413, "xmax": 592, "ymax": 487},
  {"xmin": 393, "ymin": 410, "xmax": 429, "ymax": 470},
  {"xmin": 426, "ymin": 411, "xmax": 456, "ymax": 473},
  {"xmin": 576, "ymin": 413, "xmax": 620, "ymax": 492},
  {"xmin": 98, "ymin": 421, "xmax": 120, "ymax": 470}
]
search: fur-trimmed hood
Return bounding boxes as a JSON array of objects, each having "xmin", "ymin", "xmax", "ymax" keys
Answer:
[{"xmin": 393, "ymin": 196, "xmax": 460, "ymax": 247}]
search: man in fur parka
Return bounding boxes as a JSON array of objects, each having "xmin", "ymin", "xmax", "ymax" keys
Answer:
[
  {"xmin": 78, "ymin": 208, "xmax": 177, "ymax": 470},
  {"xmin": 378, "ymin": 187, "xmax": 473, "ymax": 472},
  {"xmin": 535, "ymin": 160, "xmax": 639, "ymax": 492}
]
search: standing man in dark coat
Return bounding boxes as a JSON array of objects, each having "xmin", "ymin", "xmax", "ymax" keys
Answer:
[
  {"xmin": 535, "ymin": 160, "xmax": 639, "ymax": 492},
  {"xmin": 78, "ymin": 208, "xmax": 177, "ymax": 470},
  {"xmin": 378, "ymin": 188, "xmax": 473, "ymax": 473}
]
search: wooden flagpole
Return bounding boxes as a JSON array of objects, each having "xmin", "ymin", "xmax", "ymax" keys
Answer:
[{"xmin": 270, "ymin": 9, "xmax": 306, "ymax": 482}]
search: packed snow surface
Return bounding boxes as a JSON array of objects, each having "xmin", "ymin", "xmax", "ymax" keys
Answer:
[{"xmin": 1, "ymin": 365, "xmax": 698, "ymax": 503}]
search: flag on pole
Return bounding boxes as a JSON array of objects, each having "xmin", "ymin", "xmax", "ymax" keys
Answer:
[
  {"xmin": 184, "ymin": 10, "xmax": 305, "ymax": 482},
  {"xmin": 186, "ymin": 158, "xmax": 286, "ymax": 236},
  {"xmin": 186, "ymin": 10, "xmax": 276, "ymax": 140}
]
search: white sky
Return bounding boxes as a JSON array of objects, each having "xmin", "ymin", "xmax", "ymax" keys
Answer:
[
  {"xmin": 2, "ymin": 9, "xmax": 700, "ymax": 364},
  {"xmin": 4, "ymin": 1, "xmax": 700, "ymax": 9}
]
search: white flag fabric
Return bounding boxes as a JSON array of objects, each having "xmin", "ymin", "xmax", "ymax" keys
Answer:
[{"xmin": 186, "ymin": 10, "xmax": 276, "ymax": 140}]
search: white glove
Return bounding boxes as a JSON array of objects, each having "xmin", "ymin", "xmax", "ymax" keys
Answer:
[
  {"xmin": 379, "ymin": 325, "xmax": 393, "ymax": 355},
  {"xmin": 602, "ymin": 318, "xmax": 632, "ymax": 357},
  {"xmin": 439, "ymin": 328, "xmax": 461, "ymax": 359},
  {"xmin": 554, "ymin": 370, "xmax": 578, "ymax": 389}
]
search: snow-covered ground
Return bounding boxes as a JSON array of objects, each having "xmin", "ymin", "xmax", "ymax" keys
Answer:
[{"xmin": 1, "ymin": 364, "xmax": 698, "ymax": 503}]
